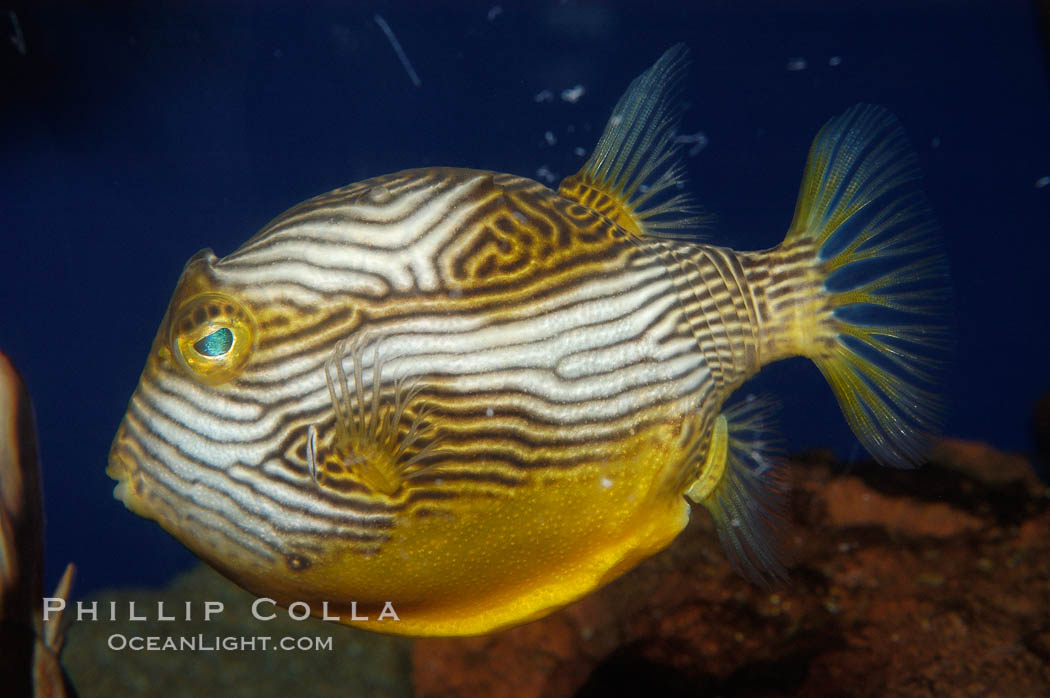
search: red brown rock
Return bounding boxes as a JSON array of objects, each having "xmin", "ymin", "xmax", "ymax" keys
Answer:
[
  {"xmin": 822, "ymin": 476, "xmax": 983, "ymax": 537},
  {"xmin": 1030, "ymin": 388, "xmax": 1050, "ymax": 471},
  {"xmin": 412, "ymin": 440, "xmax": 1050, "ymax": 697}
]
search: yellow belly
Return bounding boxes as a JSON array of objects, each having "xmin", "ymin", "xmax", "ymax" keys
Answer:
[{"xmin": 213, "ymin": 417, "xmax": 693, "ymax": 636}]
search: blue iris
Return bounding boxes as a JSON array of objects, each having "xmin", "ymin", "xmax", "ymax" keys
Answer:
[{"xmin": 194, "ymin": 327, "xmax": 234, "ymax": 357}]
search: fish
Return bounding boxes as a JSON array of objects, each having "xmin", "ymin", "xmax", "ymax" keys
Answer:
[
  {"xmin": 107, "ymin": 44, "xmax": 947, "ymax": 637},
  {"xmin": 1, "ymin": 352, "xmax": 77, "ymax": 696}
]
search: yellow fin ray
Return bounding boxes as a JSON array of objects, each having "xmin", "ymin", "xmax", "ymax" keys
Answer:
[
  {"xmin": 321, "ymin": 338, "xmax": 441, "ymax": 495},
  {"xmin": 783, "ymin": 104, "xmax": 950, "ymax": 468},
  {"xmin": 686, "ymin": 398, "xmax": 788, "ymax": 587},
  {"xmin": 557, "ymin": 44, "xmax": 704, "ymax": 238}
]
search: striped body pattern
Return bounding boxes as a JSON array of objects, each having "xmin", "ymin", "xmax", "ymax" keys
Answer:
[
  {"xmin": 110, "ymin": 169, "xmax": 775, "ymax": 634},
  {"xmin": 109, "ymin": 47, "xmax": 945, "ymax": 636}
]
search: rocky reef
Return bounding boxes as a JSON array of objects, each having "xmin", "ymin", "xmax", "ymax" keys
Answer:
[{"xmin": 414, "ymin": 439, "xmax": 1050, "ymax": 697}]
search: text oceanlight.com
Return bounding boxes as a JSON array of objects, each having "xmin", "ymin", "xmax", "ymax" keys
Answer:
[{"xmin": 106, "ymin": 634, "xmax": 334, "ymax": 652}]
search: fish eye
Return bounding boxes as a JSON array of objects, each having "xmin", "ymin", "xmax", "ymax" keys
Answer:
[
  {"xmin": 193, "ymin": 327, "xmax": 234, "ymax": 357},
  {"xmin": 170, "ymin": 293, "xmax": 256, "ymax": 385}
]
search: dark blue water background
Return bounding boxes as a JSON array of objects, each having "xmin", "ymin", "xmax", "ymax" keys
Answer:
[{"xmin": 2, "ymin": 1, "xmax": 1048, "ymax": 597}]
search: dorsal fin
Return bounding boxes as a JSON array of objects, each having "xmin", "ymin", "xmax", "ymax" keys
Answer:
[{"xmin": 558, "ymin": 44, "xmax": 704, "ymax": 239}]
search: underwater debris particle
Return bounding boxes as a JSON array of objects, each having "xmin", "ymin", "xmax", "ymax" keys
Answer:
[
  {"xmin": 487, "ymin": 6, "xmax": 503, "ymax": 21},
  {"xmin": 544, "ymin": 131, "xmax": 557, "ymax": 146},
  {"xmin": 1035, "ymin": 176, "xmax": 1050, "ymax": 189},
  {"xmin": 786, "ymin": 57, "xmax": 807, "ymax": 71},
  {"xmin": 534, "ymin": 89, "xmax": 554, "ymax": 103},
  {"xmin": 560, "ymin": 85, "xmax": 585, "ymax": 103},
  {"xmin": 674, "ymin": 131, "xmax": 708, "ymax": 156},
  {"xmin": 8, "ymin": 10, "xmax": 25, "ymax": 55},
  {"xmin": 535, "ymin": 165, "xmax": 557, "ymax": 184},
  {"xmin": 931, "ymin": 137, "xmax": 942, "ymax": 149},
  {"xmin": 374, "ymin": 14, "xmax": 421, "ymax": 88},
  {"xmin": 485, "ymin": 407, "xmax": 494, "ymax": 417},
  {"xmin": 829, "ymin": 56, "xmax": 842, "ymax": 67},
  {"xmin": 574, "ymin": 146, "xmax": 587, "ymax": 157}
]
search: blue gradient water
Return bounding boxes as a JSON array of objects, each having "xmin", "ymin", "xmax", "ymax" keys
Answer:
[{"xmin": 1, "ymin": 1, "xmax": 1047, "ymax": 599}]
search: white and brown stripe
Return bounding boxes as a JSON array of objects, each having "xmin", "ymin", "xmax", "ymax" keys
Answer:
[{"xmin": 110, "ymin": 167, "xmax": 813, "ymax": 574}]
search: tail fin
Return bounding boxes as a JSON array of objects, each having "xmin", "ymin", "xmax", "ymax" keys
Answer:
[{"xmin": 780, "ymin": 105, "xmax": 950, "ymax": 467}]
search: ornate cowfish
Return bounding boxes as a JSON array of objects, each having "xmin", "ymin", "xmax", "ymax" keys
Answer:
[{"xmin": 108, "ymin": 45, "xmax": 946, "ymax": 637}]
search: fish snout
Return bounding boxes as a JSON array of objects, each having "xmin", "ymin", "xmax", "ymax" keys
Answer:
[{"xmin": 106, "ymin": 421, "xmax": 142, "ymax": 509}]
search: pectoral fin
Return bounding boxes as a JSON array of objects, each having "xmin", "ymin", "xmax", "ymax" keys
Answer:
[{"xmin": 687, "ymin": 399, "xmax": 789, "ymax": 587}]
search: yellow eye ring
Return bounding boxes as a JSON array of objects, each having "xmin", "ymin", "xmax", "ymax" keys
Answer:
[{"xmin": 169, "ymin": 293, "xmax": 256, "ymax": 385}]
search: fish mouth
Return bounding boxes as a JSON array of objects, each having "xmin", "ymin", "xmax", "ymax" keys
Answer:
[
  {"xmin": 106, "ymin": 421, "xmax": 179, "ymax": 527},
  {"xmin": 106, "ymin": 422, "xmax": 140, "ymax": 509}
]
